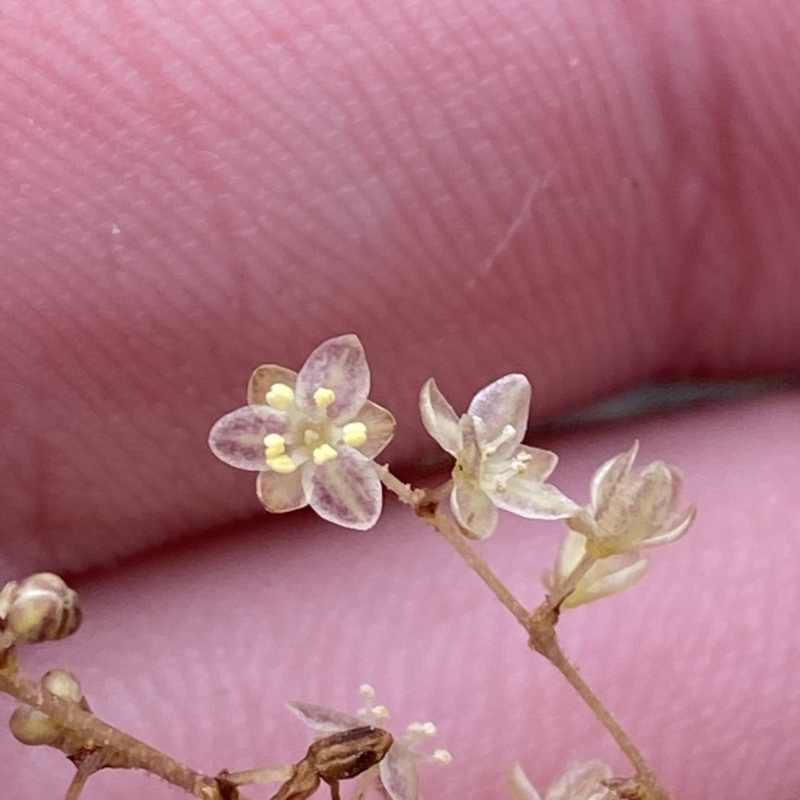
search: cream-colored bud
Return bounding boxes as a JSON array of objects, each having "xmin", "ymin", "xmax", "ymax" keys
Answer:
[
  {"xmin": 6, "ymin": 573, "xmax": 82, "ymax": 643},
  {"xmin": 42, "ymin": 669, "xmax": 83, "ymax": 703},
  {"xmin": 9, "ymin": 705, "xmax": 60, "ymax": 746}
]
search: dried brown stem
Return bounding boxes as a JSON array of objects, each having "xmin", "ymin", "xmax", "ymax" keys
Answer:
[
  {"xmin": 379, "ymin": 468, "xmax": 671, "ymax": 800},
  {"xmin": 0, "ymin": 654, "xmax": 219, "ymax": 798}
]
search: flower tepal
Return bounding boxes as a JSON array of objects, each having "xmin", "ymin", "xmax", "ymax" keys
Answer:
[
  {"xmin": 208, "ymin": 334, "xmax": 396, "ymax": 530},
  {"xmin": 567, "ymin": 442, "xmax": 696, "ymax": 557},
  {"xmin": 420, "ymin": 375, "xmax": 579, "ymax": 538}
]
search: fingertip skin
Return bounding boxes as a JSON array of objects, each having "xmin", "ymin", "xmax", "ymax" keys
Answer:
[{"xmin": 1, "ymin": 0, "xmax": 800, "ymax": 571}]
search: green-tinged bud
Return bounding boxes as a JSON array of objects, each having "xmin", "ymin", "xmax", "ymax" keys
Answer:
[
  {"xmin": 9, "ymin": 705, "xmax": 61, "ymax": 747},
  {"xmin": 5, "ymin": 573, "xmax": 82, "ymax": 644}
]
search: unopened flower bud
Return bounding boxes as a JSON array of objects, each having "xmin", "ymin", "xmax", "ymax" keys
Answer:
[
  {"xmin": 9, "ymin": 705, "xmax": 61, "ymax": 747},
  {"xmin": 42, "ymin": 669, "xmax": 83, "ymax": 703},
  {"xmin": 5, "ymin": 573, "xmax": 82, "ymax": 643}
]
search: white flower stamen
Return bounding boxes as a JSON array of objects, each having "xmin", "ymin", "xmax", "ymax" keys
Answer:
[{"xmin": 433, "ymin": 749, "xmax": 452, "ymax": 763}]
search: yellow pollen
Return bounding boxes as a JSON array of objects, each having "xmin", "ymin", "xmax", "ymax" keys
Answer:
[
  {"xmin": 263, "ymin": 433, "xmax": 286, "ymax": 459},
  {"xmin": 342, "ymin": 421, "xmax": 368, "ymax": 447},
  {"xmin": 304, "ymin": 429, "xmax": 321, "ymax": 447},
  {"xmin": 371, "ymin": 705, "xmax": 390, "ymax": 720},
  {"xmin": 313, "ymin": 444, "xmax": 338, "ymax": 465},
  {"xmin": 268, "ymin": 454, "xmax": 297, "ymax": 474},
  {"xmin": 313, "ymin": 387, "xmax": 336, "ymax": 408},
  {"xmin": 433, "ymin": 749, "xmax": 452, "ymax": 764},
  {"xmin": 266, "ymin": 383, "xmax": 295, "ymax": 410}
]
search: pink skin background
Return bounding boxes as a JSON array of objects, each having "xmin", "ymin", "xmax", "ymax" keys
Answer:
[{"xmin": 1, "ymin": 0, "xmax": 800, "ymax": 798}]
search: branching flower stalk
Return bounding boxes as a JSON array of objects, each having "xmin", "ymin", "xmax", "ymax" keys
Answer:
[{"xmin": 1, "ymin": 334, "xmax": 697, "ymax": 800}]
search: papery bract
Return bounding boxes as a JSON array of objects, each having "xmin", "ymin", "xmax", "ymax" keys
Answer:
[
  {"xmin": 420, "ymin": 375, "xmax": 578, "ymax": 538},
  {"xmin": 568, "ymin": 442, "xmax": 696, "ymax": 557},
  {"xmin": 208, "ymin": 334, "xmax": 395, "ymax": 530}
]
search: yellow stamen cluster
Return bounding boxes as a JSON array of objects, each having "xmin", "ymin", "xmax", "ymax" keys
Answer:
[
  {"xmin": 263, "ymin": 433, "xmax": 297, "ymax": 474},
  {"xmin": 342, "ymin": 421, "xmax": 368, "ymax": 447},
  {"xmin": 313, "ymin": 387, "xmax": 336, "ymax": 408},
  {"xmin": 313, "ymin": 444, "xmax": 338, "ymax": 465},
  {"xmin": 266, "ymin": 383, "xmax": 295, "ymax": 410}
]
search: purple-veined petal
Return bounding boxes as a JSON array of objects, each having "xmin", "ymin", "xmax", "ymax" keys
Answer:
[
  {"xmin": 286, "ymin": 701, "xmax": 362, "ymax": 734},
  {"xmin": 508, "ymin": 763, "xmax": 543, "ymax": 800},
  {"xmin": 208, "ymin": 406, "xmax": 286, "ymax": 470},
  {"xmin": 247, "ymin": 365, "xmax": 298, "ymax": 405},
  {"xmin": 545, "ymin": 761, "xmax": 613, "ymax": 800},
  {"xmin": 451, "ymin": 482, "xmax": 498, "ymax": 539},
  {"xmin": 640, "ymin": 505, "xmax": 697, "ymax": 549},
  {"xmin": 296, "ymin": 334, "xmax": 370, "ymax": 422},
  {"xmin": 490, "ymin": 476, "xmax": 580, "ymax": 520},
  {"xmin": 622, "ymin": 462, "xmax": 677, "ymax": 535},
  {"xmin": 352, "ymin": 400, "xmax": 397, "ymax": 458},
  {"xmin": 468, "ymin": 374, "xmax": 530, "ymax": 449},
  {"xmin": 590, "ymin": 442, "xmax": 638, "ymax": 512},
  {"xmin": 256, "ymin": 469, "xmax": 307, "ymax": 513},
  {"xmin": 419, "ymin": 379, "xmax": 460, "ymax": 455},
  {"xmin": 379, "ymin": 743, "xmax": 420, "ymax": 800},
  {"xmin": 304, "ymin": 448, "xmax": 383, "ymax": 530}
]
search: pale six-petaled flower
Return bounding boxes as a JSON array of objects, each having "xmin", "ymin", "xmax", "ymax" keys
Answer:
[
  {"xmin": 288, "ymin": 685, "xmax": 451, "ymax": 800},
  {"xmin": 509, "ymin": 760, "xmax": 613, "ymax": 800},
  {"xmin": 567, "ymin": 442, "xmax": 696, "ymax": 558},
  {"xmin": 419, "ymin": 375, "xmax": 579, "ymax": 538},
  {"xmin": 208, "ymin": 334, "xmax": 395, "ymax": 530}
]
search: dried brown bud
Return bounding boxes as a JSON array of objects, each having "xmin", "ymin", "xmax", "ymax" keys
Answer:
[{"xmin": 5, "ymin": 573, "xmax": 82, "ymax": 643}]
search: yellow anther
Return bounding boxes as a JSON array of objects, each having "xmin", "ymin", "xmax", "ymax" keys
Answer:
[
  {"xmin": 359, "ymin": 684, "xmax": 376, "ymax": 699},
  {"xmin": 342, "ymin": 421, "xmax": 368, "ymax": 447},
  {"xmin": 371, "ymin": 704, "xmax": 390, "ymax": 719},
  {"xmin": 304, "ymin": 429, "xmax": 321, "ymax": 447},
  {"xmin": 266, "ymin": 383, "xmax": 295, "ymax": 410},
  {"xmin": 313, "ymin": 387, "xmax": 336, "ymax": 408},
  {"xmin": 263, "ymin": 433, "xmax": 286, "ymax": 459},
  {"xmin": 433, "ymin": 749, "xmax": 452, "ymax": 763},
  {"xmin": 312, "ymin": 444, "xmax": 338, "ymax": 465},
  {"xmin": 268, "ymin": 454, "xmax": 297, "ymax": 474}
]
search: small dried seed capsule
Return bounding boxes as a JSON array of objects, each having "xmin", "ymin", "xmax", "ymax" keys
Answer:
[{"xmin": 6, "ymin": 573, "xmax": 82, "ymax": 643}]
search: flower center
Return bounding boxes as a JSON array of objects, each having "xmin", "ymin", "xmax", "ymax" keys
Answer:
[
  {"xmin": 487, "ymin": 450, "xmax": 532, "ymax": 493},
  {"xmin": 262, "ymin": 383, "xmax": 370, "ymax": 473}
]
